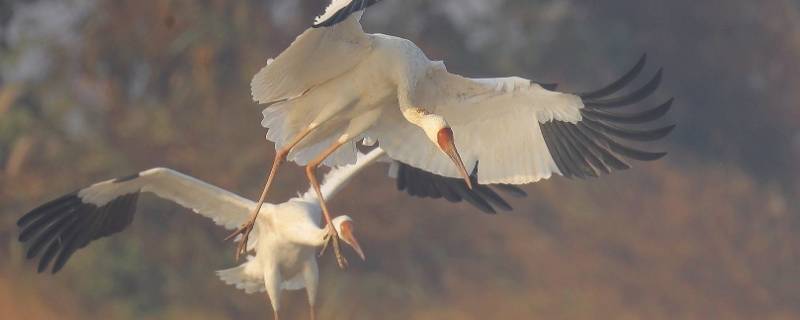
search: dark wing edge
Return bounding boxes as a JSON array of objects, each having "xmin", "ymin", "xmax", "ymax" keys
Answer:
[
  {"xmin": 541, "ymin": 54, "xmax": 675, "ymax": 179},
  {"xmin": 17, "ymin": 181, "xmax": 140, "ymax": 274},
  {"xmin": 312, "ymin": 0, "xmax": 383, "ymax": 28},
  {"xmin": 395, "ymin": 162, "xmax": 527, "ymax": 214}
]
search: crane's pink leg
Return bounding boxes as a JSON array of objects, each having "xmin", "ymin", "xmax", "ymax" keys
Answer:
[
  {"xmin": 227, "ymin": 126, "xmax": 316, "ymax": 260},
  {"xmin": 310, "ymin": 307, "xmax": 316, "ymax": 320},
  {"xmin": 273, "ymin": 309, "xmax": 279, "ymax": 320},
  {"xmin": 305, "ymin": 139, "xmax": 349, "ymax": 269}
]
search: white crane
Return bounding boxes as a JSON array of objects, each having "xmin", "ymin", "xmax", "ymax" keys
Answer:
[
  {"xmin": 15, "ymin": 152, "xmax": 379, "ymax": 320},
  {"xmin": 16, "ymin": 147, "xmax": 523, "ymax": 319},
  {"xmin": 232, "ymin": 0, "xmax": 675, "ymax": 266}
]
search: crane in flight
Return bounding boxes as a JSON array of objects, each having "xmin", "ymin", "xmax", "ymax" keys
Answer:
[
  {"xmin": 232, "ymin": 0, "xmax": 675, "ymax": 267},
  {"xmin": 16, "ymin": 148, "xmax": 523, "ymax": 319}
]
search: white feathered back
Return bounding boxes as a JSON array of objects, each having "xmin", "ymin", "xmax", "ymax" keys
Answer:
[{"xmin": 250, "ymin": 13, "xmax": 372, "ymax": 105}]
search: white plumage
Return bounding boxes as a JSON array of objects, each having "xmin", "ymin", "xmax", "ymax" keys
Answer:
[
  {"xmin": 18, "ymin": 143, "xmax": 531, "ymax": 320},
  {"xmin": 239, "ymin": 0, "xmax": 672, "ymax": 265},
  {"xmin": 252, "ymin": 1, "xmax": 669, "ymax": 183},
  {"xmin": 18, "ymin": 148, "xmax": 384, "ymax": 319},
  {"xmin": 77, "ymin": 168, "xmax": 255, "ymax": 230}
]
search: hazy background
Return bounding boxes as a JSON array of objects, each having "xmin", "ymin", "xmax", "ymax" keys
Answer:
[{"xmin": 1, "ymin": 0, "xmax": 799, "ymax": 319}]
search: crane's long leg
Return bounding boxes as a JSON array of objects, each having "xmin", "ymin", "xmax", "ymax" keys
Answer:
[
  {"xmin": 227, "ymin": 125, "xmax": 316, "ymax": 260},
  {"xmin": 264, "ymin": 269, "xmax": 282, "ymax": 320},
  {"xmin": 305, "ymin": 138, "xmax": 349, "ymax": 269},
  {"xmin": 303, "ymin": 263, "xmax": 319, "ymax": 320}
]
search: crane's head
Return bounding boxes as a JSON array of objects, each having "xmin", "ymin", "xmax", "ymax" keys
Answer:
[
  {"xmin": 332, "ymin": 215, "xmax": 365, "ymax": 261},
  {"xmin": 419, "ymin": 115, "xmax": 473, "ymax": 189}
]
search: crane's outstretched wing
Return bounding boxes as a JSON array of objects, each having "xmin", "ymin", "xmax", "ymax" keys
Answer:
[
  {"xmin": 251, "ymin": 0, "xmax": 381, "ymax": 105},
  {"xmin": 16, "ymin": 168, "xmax": 258, "ymax": 273},
  {"xmin": 388, "ymin": 161, "xmax": 527, "ymax": 214},
  {"xmin": 369, "ymin": 55, "xmax": 674, "ymax": 184}
]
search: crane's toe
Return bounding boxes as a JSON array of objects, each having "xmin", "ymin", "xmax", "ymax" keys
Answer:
[{"xmin": 319, "ymin": 224, "xmax": 348, "ymax": 269}]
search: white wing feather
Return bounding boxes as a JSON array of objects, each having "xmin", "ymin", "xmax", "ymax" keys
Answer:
[
  {"xmin": 250, "ymin": 14, "xmax": 372, "ymax": 104},
  {"xmin": 78, "ymin": 168, "xmax": 259, "ymax": 230},
  {"xmin": 368, "ymin": 65, "xmax": 584, "ymax": 185}
]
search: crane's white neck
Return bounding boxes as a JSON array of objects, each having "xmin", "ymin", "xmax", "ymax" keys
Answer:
[
  {"xmin": 291, "ymin": 213, "xmax": 354, "ymax": 247},
  {"xmin": 308, "ymin": 223, "xmax": 329, "ymax": 247}
]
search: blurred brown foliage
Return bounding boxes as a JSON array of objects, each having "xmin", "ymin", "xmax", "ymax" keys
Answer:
[{"xmin": 1, "ymin": 0, "xmax": 799, "ymax": 319}]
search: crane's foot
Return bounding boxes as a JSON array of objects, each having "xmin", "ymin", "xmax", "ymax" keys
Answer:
[
  {"xmin": 226, "ymin": 217, "xmax": 257, "ymax": 261},
  {"xmin": 319, "ymin": 223, "xmax": 348, "ymax": 269}
]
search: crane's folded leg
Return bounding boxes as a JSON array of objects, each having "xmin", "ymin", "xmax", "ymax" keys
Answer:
[
  {"xmin": 305, "ymin": 138, "xmax": 349, "ymax": 269},
  {"xmin": 228, "ymin": 125, "xmax": 317, "ymax": 260}
]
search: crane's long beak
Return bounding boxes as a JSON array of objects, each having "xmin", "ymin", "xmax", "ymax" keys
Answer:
[
  {"xmin": 437, "ymin": 128, "xmax": 473, "ymax": 189},
  {"xmin": 339, "ymin": 221, "xmax": 365, "ymax": 261}
]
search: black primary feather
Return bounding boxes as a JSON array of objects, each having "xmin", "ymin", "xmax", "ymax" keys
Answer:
[
  {"xmin": 18, "ymin": 190, "xmax": 140, "ymax": 274},
  {"xmin": 540, "ymin": 55, "xmax": 673, "ymax": 178}
]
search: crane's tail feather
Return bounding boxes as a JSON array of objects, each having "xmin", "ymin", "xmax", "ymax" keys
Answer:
[
  {"xmin": 216, "ymin": 257, "xmax": 307, "ymax": 294},
  {"xmin": 216, "ymin": 257, "xmax": 266, "ymax": 294}
]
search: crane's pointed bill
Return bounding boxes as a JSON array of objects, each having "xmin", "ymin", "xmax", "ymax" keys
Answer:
[
  {"xmin": 437, "ymin": 128, "xmax": 473, "ymax": 190},
  {"xmin": 339, "ymin": 221, "xmax": 365, "ymax": 261}
]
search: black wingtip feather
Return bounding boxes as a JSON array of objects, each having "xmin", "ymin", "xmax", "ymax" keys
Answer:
[
  {"xmin": 585, "ymin": 69, "xmax": 663, "ymax": 108},
  {"xmin": 451, "ymin": 185, "xmax": 496, "ymax": 214},
  {"xmin": 312, "ymin": 0, "xmax": 382, "ymax": 28},
  {"xmin": 395, "ymin": 162, "xmax": 524, "ymax": 213},
  {"xmin": 494, "ymin": 185, "xmax": 527, "ymax": 198},
  {"xmin": 26, "ymin": 210, "xmax": 81, "ymax": 260},
  {"xmin": 541, "ymin": 123, "xmax": 574, "ymax": 178},
  {"xmin": 580, "ymin": 54, "xmax": 648, "ymax": 100},
  {"xmin": 557, "ymin": 122, "xmax": 608, "ymax": 175},
  {"xmin": 19, "ymin": 190, "xmax": 140, "ymax": 274},
  {"xmin": 18, "ymin": 200, "xmax": 75, "ymax": 242},
  {"xmin": 572, "ymin": 125, "xmax": 631, "ymax": 171},
  {"xmin": 581, "ymin": 117, "xmax": 676, "ymax": 142},
  {"xmin": 17, "ymin": 192, "xmax": 78, "ymax": 228},
  {"xmin": 581, "ymin": 98, "xmax": 674, "ymax": 124},
  {"xmin": 554, "ymin": 123, "xmax": 599, "ymax": 178},
  {"xmin": 474, "ymin": 187, "xmax": 513, "ymax": 211},
  {"xmin": 38, "ymin": 240, "xmax": 61, "ymax": 273},
  {"xmin": 541, "ymin": 55, "xmax": 672, "ymax": 179}
]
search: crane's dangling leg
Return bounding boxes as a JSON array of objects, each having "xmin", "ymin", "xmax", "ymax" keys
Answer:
[
  {"xmin": 264, "ymin": 269, "xmax": 282, "ymax": 320},
  {"xmin": 303, "ymin": 259, "xmax": 319, "ymax": 320},
  {"xmin": 305, "ymin": 137, "xmax": 350, "ymax": 269},
  {"xmin": 227, "ymin": 125, "xmax": 317, "ymax": 260}
]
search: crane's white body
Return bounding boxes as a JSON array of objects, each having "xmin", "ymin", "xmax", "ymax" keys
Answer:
[
  {"xmin": 20, "ymin": 1, "xmax": 670, "ymax": 318},
  {"xmin": 254, "ymin": 8, "xmax": 584, "ymax": 184},
  {"xmin": 69, "ymin": 148, "xmax": 385, "ymax": 315},
  {"xmin": 217, "ymin": 199, "xmax": 323, "ymax": 310},
  {"xmin": 246, "ymin": 0, "xmax": 671, "ymax": 275}
]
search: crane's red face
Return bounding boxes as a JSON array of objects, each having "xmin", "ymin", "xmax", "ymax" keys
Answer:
[
  {"xmin": 338, "ymin": 220, "xmax": 365, "ymax": 261},
  {"xmin": 437, "ymin": 128, "xmax": 474, "ymax": 189}
]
